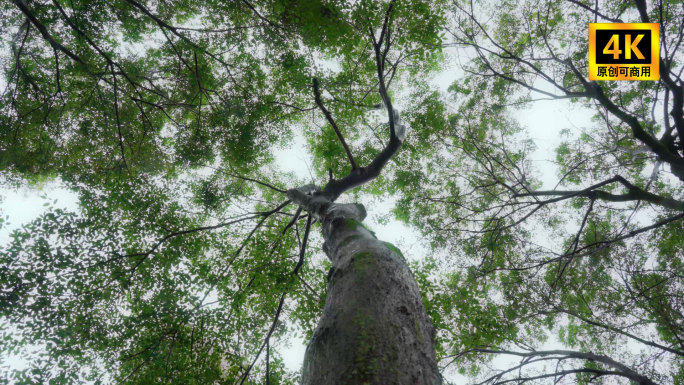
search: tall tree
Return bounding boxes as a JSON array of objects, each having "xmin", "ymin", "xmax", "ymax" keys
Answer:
[
  {"xmin": 5, "ymin": 0, "xmax": 683, "ymax": 384},
  {"xmin": 0, "ymin": 0, "xmax": 447, "ymax": 383}
]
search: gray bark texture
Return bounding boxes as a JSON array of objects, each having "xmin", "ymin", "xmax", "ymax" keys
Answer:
[{"xmin": 288, "ymin": 188, "xmax": 441, "ymax": 385}]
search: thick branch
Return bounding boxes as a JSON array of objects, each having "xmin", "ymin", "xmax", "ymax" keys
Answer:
[
  {"xmin": 370, "ymin": 2, "xmax": 400, "ymax": 140},
  {"xmin": 515, "ymin": 180, "xmax": 684, "ymax": 211},
  {"xmin": 481, "ymin": 368, "xmax": 627, "ymax": 385},
  {"xmin": 633, "ymin": 0, "xmax": 684, "ymax": 157},
  {"xmin": 12, "ymin": 0, "xmax": 85, "ymax": 65},
  {"xmin": 317, "ymin": 14, "xmax": 404, "ymax": 201}
]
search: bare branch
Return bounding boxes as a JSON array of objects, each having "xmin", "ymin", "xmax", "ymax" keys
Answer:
[{"xmin": 473, "ymin": 348, "xmax": 658, "ymax": 385}]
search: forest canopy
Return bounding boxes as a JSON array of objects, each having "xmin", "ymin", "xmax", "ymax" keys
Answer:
[{"xmin": 1, "ymin": 0, "xmax": 683, "ymax": 384}]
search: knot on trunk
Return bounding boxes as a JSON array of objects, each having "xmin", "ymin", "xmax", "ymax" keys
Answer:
[
  {"xmin": 288, "ymin": 185, "xmax": 369, "ymax": 258},
  {"xmin": 287, "ymin": 186, "xmax": 367, "ymax": 224}
]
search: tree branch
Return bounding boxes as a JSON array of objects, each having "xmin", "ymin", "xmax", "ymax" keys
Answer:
[
  {"xmin": 515, "ymin": 175, "xmax": 684, "ymax": 211},
  {"xmin": 633, "ymin": 0, "xmax": 684, "ymax": 158},
  {"xmin": 123, "ymin": 0, "xmax": 235, "ymax": 71},
  {"xmin": 237, "ymin": 206, "xmax": 314, "ymax": 384},
  {"xmin": 240, "ymin": 0, "xmax": 285, "ymax": 33},
  {"xmin": 12, "ymin": 0, "xmax": 85, "ymax": 65},
  {"xmin": 109, "ymin": 62, "xmax": 128, "ymax": 169},
  {"xmin": 311, "ymin": 11, "xmax": 405, "ymax": 201},
  {"xmin": 559, "ymin": 307, "xmax": 684, "ymax": 357},
  {"xmin": 293, "ymin": 215, "xmax": 313, "ymax": 276},
  {"xmin": 238, "ymin": 291, "xmax": 287, "ymax": 385},
  {"xmin": 474, "ymin": 348, "xmax": 658, "ymax": 385},
  {"xmin": 566, "ymin": 60, "xmax": 684, "ymax": 181},
  {"xmin": 312, "ymin": 77, "xmax": 358, "ymax": 170},
  {"xmin": 564, "ymin": 0, "xmax": 624, "ymax": 22},
  {"xmin": 566, "ymin": 211, "xmax": 684, "ymax": 258}
]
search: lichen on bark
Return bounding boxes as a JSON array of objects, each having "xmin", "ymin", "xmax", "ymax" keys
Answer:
[{"xmin": 288, "ymin": 187, "xmax": 441, "ymax": 385}]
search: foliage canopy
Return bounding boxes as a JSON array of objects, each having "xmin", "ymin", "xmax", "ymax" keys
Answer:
[{"xmin": 1, "ymin": 0, "xmax": 683, "ymax": 384}]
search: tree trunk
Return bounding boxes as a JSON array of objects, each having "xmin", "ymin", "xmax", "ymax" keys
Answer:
[{"xmin": 288, "ymin": 188, "xmax": 441, "ymax": 385}]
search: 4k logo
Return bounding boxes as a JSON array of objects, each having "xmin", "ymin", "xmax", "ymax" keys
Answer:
[{"xmin": 589, "ymin": 23, "xmax": 659, "ymax": 81}]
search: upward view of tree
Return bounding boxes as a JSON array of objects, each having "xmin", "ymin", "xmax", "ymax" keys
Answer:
[{"xmin": 0, "ymin": 0, "xmax": 682, "ymax": 384}]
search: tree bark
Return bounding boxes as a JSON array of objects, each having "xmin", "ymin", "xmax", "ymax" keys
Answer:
[{"xmin": 288, "ymin": 188, "xmax": 441, "ymax": 385}]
